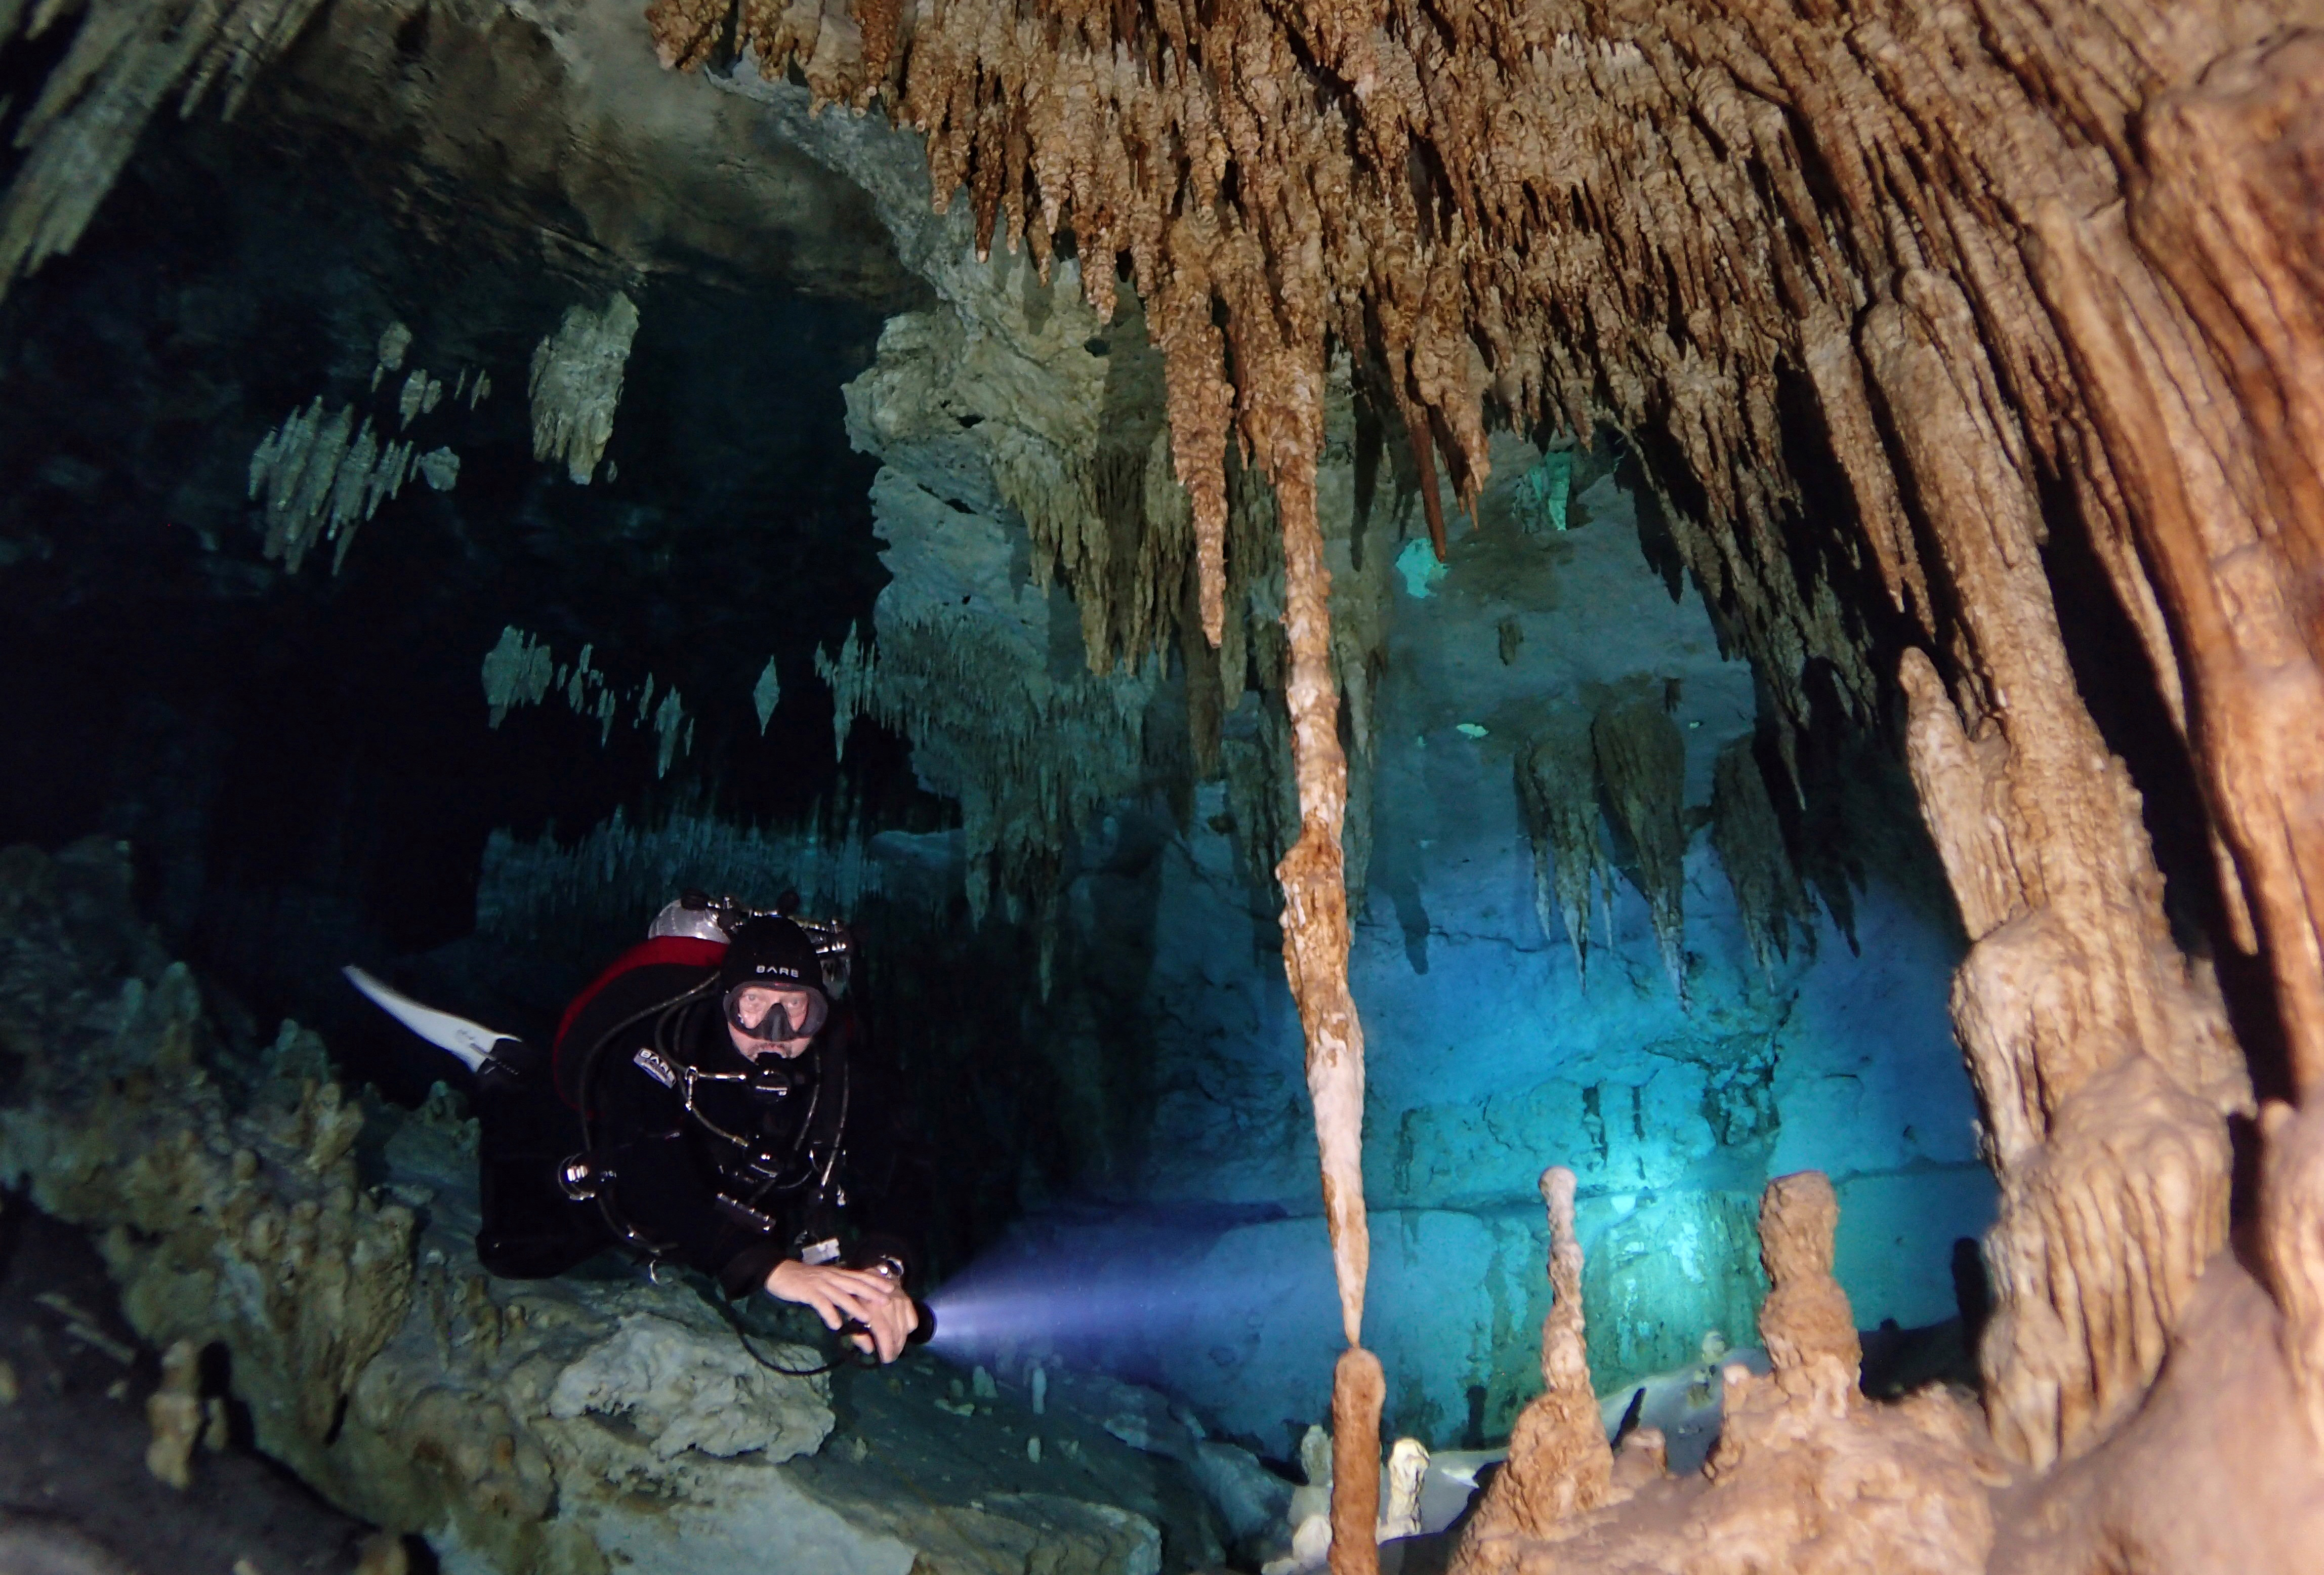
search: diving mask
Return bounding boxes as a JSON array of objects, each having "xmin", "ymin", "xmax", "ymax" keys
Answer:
[{"xmin": 724, "ymin": 982, "xmax": 829, "ymax": 1046}]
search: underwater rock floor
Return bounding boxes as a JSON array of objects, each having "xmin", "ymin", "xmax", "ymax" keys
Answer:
[
  {"xmin": 0, "ymin": 1181, "xmax": 1234, "ymax": 1575},
  {"xmin": 0, "ymin": 1198, "xmax": 382, "ymax": 1575}
]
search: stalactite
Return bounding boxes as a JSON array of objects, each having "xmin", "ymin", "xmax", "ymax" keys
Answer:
[
  {"xmin": 480, "ymin": 627, "xmax": 556, "ymax": 726},
  {"xmin": 813, "ymin": 621, "xmax": 878, "ymax": 760},
  {"xmin": 1514, "ymin": 709, "xmax": 1610, "ymax": 989},
  {"xmin": 752, "ymin": 656, "xmax": 782, "ymax": 734},
  {"xmin": 480, "ymin": 628, "xmax": 688, "ymax": 772},
  {"xmin": 821, "ymin": 609, "xmax": 1156, "ymax": 976},
  {"xmin": 476, "ymin": 798, "xmax": 880, "ymax": 959},
  {"xmin": 528, "ymin": 294, "xmax": 640, "ymax": 485},
  {"xmin": 1708, "ymin": 739, "xmax": 1815, "ymax": 982},
  {"xmin": 0, "ymin": 0, "xmax": 332, "ymax": 296},
  {"xmin": 1590, "ymin": 692, "xmax": 1689, "ymax": 1003},
  {"xmin": 1272, "ymin": 406, "xmax": 1383, "ymax": 1575},
  {"xmin": 246, "ymin": 399, "xmax": 418, "ymax": 575}
]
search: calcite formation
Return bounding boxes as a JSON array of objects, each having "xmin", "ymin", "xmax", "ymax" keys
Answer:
[
  {"xmin": 1513, "ymin": 708, "xmax": 1611, "ymax": 989},
  {"xmin": 1707, "ymin": 739, "xmax": 1816, "ymax": 983},
  {"xmin": 246, "ymin": 399, "xmax": 422, "ymax": 575},
  {"xmin": 1589, "ymin": 692, "xmax": 1691, "ymax": 1003},
  {"xmin": 527, "ymin": 295, "xmax": 641, "ymax": 485},
  {"xmin": 0, "ymin": 0, "xmax": 330, "ymax": 294},
  {"xmin": 480, "ymin": 628, "xmax": 693, "ymax": 775},
  {"xmin": 1448, "ymin": 1149, "xmax": 2324, "ymax": 1573},
  {"xmin": 1451, "ymin": 1168, "xmax": 1997, "ymax": 1575},
  {"xmin": 1456, "ymin": 1168, "xmax": 1612, "ymax": 1552}
]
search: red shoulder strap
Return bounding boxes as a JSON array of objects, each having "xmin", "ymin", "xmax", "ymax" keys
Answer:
[{"xmin": 554, "ymin": 936, "xmax": 728, "ymax": 1050}]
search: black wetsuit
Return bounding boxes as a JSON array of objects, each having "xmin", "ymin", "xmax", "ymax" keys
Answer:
[{"xmin": 474, "ymin": 938, "xmax": 919, "ymax": 1297}]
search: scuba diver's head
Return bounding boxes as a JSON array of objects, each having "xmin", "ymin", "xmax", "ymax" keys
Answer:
[{"xmin": 719, "ymin": 916, "xmax": 831, "ymax": 1059}]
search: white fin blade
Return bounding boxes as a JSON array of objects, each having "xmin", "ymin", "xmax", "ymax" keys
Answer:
[{"xmin": 341, "ymin": 966, "xmax": 506, "ymax": 1072}]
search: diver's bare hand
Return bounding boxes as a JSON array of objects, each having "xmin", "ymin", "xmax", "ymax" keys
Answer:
[{"xmin": 763, "ymin": 1260, "xmax": 919, "ymax": 1362}]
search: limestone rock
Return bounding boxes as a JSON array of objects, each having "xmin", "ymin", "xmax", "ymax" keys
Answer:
[
  {"xmin": 546, "ymin": 1313, "xmax": 831, "ymax": 1463},
  {"xmin": 1457, "ymin": 1168, "xmax": 1611, "ymax": 1551},
  {"xmin": 527, "ymin": 295, "xmax": 639, "ymax": 485},
  {"xmin": 1458, "ymin": 1170, "xmax": 2003, "ymax": 1575},
  {"xmin": 1188, "ymin": 1438, "xmax": 1294, "ymax": 1550},
  {"xmin": 144, "ymin": 1339, "xmax": 204, "ymax": 1490}
]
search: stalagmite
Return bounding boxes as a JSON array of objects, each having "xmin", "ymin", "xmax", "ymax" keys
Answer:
[
  {"xmin": 1457, "ymin": 1168, "xmax": 1610, "ymax": 1553},
  {"xmin": 1748, "ymin": 1172, "xmax": 1860, "ymax": 1405},
  {"xmin": 144, "ymin": 1338, "xmax": 203, "ymax": 1490},
  {"xmin": 1377, "ymin": 1438, "xmax": 1428, "ymax": 1542}
]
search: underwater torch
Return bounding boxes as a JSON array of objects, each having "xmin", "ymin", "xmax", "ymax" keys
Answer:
[{"xmin": 837, "ymin": 1246, "xmax": 935, "ymax": 1350}]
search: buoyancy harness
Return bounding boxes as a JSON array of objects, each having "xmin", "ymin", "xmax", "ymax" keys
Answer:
[{"xmin": 553, "ymin": 901, "xmax": 859, "ymax": 1276}]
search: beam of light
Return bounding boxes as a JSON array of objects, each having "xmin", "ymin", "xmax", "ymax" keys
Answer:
[{"xmin": 922, "ymin": 1203, "xmax": 1318, "ymax": 1388}]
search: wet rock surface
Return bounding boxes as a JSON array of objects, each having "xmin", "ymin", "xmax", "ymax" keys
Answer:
[{"xmin": 0, "ymin": 1197, "xmax": 379, "ymax": 1575}]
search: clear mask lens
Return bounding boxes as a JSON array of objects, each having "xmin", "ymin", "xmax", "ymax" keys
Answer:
[{"xmin": 724, "ymin": 984, "xmax": 828, "ymax": 1044}]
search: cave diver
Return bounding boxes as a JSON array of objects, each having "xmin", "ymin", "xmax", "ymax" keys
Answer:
[{"xmin": 345, "ymin": 893, "xmax": 928, "ymax": 1365}]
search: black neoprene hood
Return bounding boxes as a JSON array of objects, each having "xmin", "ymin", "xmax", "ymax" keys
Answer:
[{"xmin": 718, "ymin": 916, "xmax": 827, "ymax": 997}]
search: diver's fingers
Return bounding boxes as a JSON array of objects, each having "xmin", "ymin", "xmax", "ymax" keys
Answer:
[
  {"xmin": 869, "ymin": 1296, "xmax": 915, "ymax": 1363},
  {"xmin": 850, "ymin": 1331, "xmax": 877, "ymax": 1356},
  {"xmin": 824, "ymin": 1281, "xmax": 886, "ymax": 1323}
]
